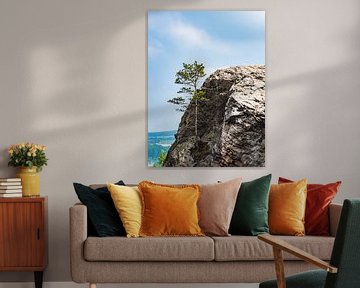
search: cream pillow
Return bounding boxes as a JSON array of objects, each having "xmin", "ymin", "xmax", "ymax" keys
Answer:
[{"xmin": 107, "ymin": 183, "xmax": 142, "ymax": 237}]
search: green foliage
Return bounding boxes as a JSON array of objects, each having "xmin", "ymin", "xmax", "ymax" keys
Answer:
[
  {"xmin": 167, "ymin": 96, "xmax": 187, "ymax": 112},
  {"xmin": 8, "ymin": 143, "xmax": 48, "ymax": 172},
  {"xmin": 168, "ymin": 61, "xmax": 207, "ymax": 109},
  {"xmin": 153, "ymin": 151, "xmax": 167, "ymax": 167},
  {"xmin": 168, "ymin": 61, "xmax": 208, "ymax": 137}
]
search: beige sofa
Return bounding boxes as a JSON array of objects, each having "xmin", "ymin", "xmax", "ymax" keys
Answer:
[{"xmin": 70, "ymin": 203, "xmax": 342, "ymax": 287}]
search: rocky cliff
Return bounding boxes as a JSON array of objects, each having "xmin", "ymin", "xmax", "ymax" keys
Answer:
[{"xmin": 164, "ymin": 65, "xmax": 265, "ymax": 167}]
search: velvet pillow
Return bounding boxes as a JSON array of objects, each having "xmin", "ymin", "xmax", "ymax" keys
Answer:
[
  {"xmin": 73, "ymin": 181, "xmax": 126, "ymax": 237},
  {"xmin": 229, "ymin": 174, "xmax": 272, "ymax": 236},
  {"xmin": 269, "ymin": 179, "xmax": 307, "ymax": 236},
  {"xmin": 198, "ymin": 178, "xmax": 242, "ymax": 236},
  {"xmin": 278, "ymin": 177, "xmax": 341, "ymax": 236},
  {"xmin": 138, "ymin": 181, "xmax": 203, "ymax": 237},
  {"xmin": 107, "ymin": 184, "xmax": 142, "ymax": 238}
]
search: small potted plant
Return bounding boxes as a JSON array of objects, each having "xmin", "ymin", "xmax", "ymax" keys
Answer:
[{"xmin": 8, "ymin": 143, "xmax": 48, "ymax": 197}]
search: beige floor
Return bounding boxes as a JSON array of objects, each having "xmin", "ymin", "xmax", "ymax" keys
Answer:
[{"xmin": 0, "ymin": 283, "xmax": 259, "ymax": 288}]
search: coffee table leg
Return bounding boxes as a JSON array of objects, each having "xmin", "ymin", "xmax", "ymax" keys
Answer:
[{"xmin": 34, "ymin": 271, "xmax": 43, "ymax": 288}]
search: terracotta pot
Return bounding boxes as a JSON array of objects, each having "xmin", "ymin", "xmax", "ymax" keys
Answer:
[{"xmin": 16, "ymin": 167, "xmax": 40, "ymax": 197}]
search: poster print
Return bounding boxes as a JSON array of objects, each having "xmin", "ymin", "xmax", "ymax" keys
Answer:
[{"xmin": 148, "ymin": 11, "xmax": 265, "ymax": 167}]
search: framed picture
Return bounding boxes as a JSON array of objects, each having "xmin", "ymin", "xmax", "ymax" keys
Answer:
[{"xmin": 148, "ymin": 11, "xmax": 265, "ymax": 167}]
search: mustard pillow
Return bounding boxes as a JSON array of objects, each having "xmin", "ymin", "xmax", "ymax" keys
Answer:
[
  {"xmin": 107, "ymin": 183, "xmax": 142, "ymax": 238},
  {"xmin": 138, "ymin": 181, "xmax": 204, "ymax": 237},
  {"xmin": 269, "ymin": 179, "xmax": 307, "ymax": 236}
]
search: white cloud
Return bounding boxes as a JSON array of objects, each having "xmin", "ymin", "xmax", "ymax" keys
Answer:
[
  {"xmin": 148, "ymin": 12, "xmax": 233, "ymax": 55},
  {"xmin": 168, "ymin": 18, "xmax": 232, "ymax": 54},
  {"xmin": 168, "ymin": 21, "xmax": 208, "ymax": 48}
]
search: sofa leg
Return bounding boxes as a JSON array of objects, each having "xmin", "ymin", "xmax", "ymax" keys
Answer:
[{"xmin": 89, "ymin": 283, "xmax": 96, "ymax": 288}]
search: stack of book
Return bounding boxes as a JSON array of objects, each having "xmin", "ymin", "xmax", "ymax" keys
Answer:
[{"xmin": 0, "ymin": 178, "xmax": 22, "ymax": 197}]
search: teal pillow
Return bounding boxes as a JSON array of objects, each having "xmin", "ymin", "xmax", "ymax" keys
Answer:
[{"xmin": 229, "ymin": 174, "xmax": 272, "ymax": 236}]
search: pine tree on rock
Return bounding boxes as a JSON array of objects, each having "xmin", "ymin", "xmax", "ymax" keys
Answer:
[{"xmin": 168, "ymin": 61, "xmax": 207, "ymax": 139}]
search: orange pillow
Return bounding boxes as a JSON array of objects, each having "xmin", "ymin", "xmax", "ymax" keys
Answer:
[
  {"xmin": 278, "ymin": 177, "xmax": 341, "ymax": 236},
  {"xmin": 138, "ymin": 181, "xmax": 204, "ymax": 237},
  {"xmin": 269, "ymin": 179, "xmax": 307, "ymax": 236}
]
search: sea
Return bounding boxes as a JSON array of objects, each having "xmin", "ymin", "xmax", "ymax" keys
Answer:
[{"xmin": 148, "ymin": 130, "xmax": 176, "ymax": 166}]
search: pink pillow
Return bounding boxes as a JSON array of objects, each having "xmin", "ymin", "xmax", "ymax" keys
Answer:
[{"xmin": 198, "ymin": 178, "xmax": 242, "ymax": 236}]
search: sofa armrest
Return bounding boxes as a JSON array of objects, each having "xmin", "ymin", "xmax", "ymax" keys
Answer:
[
  {"xmin": 329, "ymin": 203, "xmax": 342, "ymax": 237},
  {"xmin": 69, "ymin": 203, "xmax": 88, "ymax": 283}
]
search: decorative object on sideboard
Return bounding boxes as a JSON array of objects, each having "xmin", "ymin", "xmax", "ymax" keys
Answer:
[
  {"xmin": 0, "ymin": 178, "xmax": 22, "ymax": 197},
  {"xmin": 8, "ymin": 143, "xmax": 48, "ymax": 197}
]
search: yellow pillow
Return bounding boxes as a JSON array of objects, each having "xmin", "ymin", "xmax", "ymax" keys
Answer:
[
  {"xmin": 107, "ymin": 183, "xmax": 142, "ymax": 238},
  {"xmin": 138, "ymin": 181, "xmax": 204, "ymax": 237},
  {"xmin": 269, "ymin": 179, "xmax": 307, "ymax": 236}
]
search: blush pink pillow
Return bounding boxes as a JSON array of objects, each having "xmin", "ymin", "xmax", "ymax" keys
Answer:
[{"xmin": 198, "ymin": 178, "xmax": 242, "ymax": 236}]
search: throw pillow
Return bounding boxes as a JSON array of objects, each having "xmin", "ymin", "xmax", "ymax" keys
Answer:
[
  {"xmin": 107, "ymin": 183, "xmax": 142, "ymax": 238},
  {"xmin": 279, "ymin": 177, "xmax": 341, "ymax": 236},
  {"xmin": 73, "ymin": 181, "xmax": 126, "ymax": 237},
  {"xmin": 229, "ymin": 174, "xmax": 272, "ymax": 236},
  {"xmin": 198, "ymin": 178, "xmax": 242, "ymax": 236},
  {"xmin": 138, "ymin": 181, "xmax": 203, "ymax": 237},
  {"xmin": 269, "ymin": 179, "xmax": 307, "ymax": 236}
]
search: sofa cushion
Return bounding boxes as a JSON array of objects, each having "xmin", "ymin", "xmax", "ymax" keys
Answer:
[
  {"xmin": 107, "ymin": 184, "xmax": 142, "ymax": 238},
  {"xmin": 198, "ymin": 178, "xmax": 242, "ymax": 236},
  {"xmin": 279, "ymin": 177, "xmax": 341, "ymax": 236},
  {"xmin": 73, "ymin": 181, "xmax": 126, "ymax": 237},
  {"xmin": 229, "ymin": 174, "xmax": 271, "ymax": 236},
  {"xmin": 212, "ymin": 236, "xmax": 334, "ymax": 261},
  {"xmin": 84, "ymin": 236, "xmax": 214, "ymax": 261},
  {"xmin": 139, "ymin": 181, "xmax": 203, "ymax": 237},
  {"xmin": 269, "ymin": 179, "xmax": 307, "ymax": 236}
]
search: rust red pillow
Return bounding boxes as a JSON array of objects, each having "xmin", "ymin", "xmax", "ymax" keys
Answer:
[{"xmin": 278, "ymin": 177, "xmax": 341, "ymax": 236}]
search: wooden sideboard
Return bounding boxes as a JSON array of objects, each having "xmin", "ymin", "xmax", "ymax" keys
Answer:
[{"xmin": 0, "ymin": 197, "xmax": 48, "ymax": 288}]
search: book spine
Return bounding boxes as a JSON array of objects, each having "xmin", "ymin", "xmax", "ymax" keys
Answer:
[
  {"xmin": 0, "ymin": 190, "xmax": 23, "ymax": 193},
  {"xmin": 0, "ymin": 183, "xmax": 22, "ymax": 186},
  {"xmin": 0, "ymin": 178, "xmax": 21, "ymax": 182}
]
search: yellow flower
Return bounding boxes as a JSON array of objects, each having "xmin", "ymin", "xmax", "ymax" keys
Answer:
[
  {"xmin": 8, "ymin": 149, "xmax": 13, "ymax": 155},
  {"xmin": 27, "ymin": 152, "xmax": 32, "ymax": 157},
  {"xmin": 36, "ymin": 145, "xmax": 46, "ymax": 151}
]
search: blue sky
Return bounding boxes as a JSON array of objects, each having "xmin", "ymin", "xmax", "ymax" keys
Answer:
[{"xmin": 148, "ymin": 11, "xmax": 265, "ymax": 132}]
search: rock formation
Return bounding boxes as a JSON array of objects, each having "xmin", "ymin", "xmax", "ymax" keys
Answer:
[{"xmin": 164, "ymin": 65, "xmax": 265, "ymax": 167}]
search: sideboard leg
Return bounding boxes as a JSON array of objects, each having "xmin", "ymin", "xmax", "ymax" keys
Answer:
[
  {"xmin": 90, "ymin": 283, "xmax": 97, "ymax": 288},
  {"xmin": 34, "ymin": 271, "xmax": 43, "ymax": 288}
]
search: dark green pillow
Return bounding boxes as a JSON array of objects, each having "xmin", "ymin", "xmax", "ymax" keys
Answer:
[
  {"xmin": 229, "ymin": 174, "xmax": 272, "ymax": 236},
  {"xmin": 73, "ymin": 181, "xmax": 126, "ymax": 237}
]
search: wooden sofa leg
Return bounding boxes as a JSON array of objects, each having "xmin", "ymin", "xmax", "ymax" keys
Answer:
[{"xmin": 89, "ymin": 283, "xmax": 96, "ymax": 288}]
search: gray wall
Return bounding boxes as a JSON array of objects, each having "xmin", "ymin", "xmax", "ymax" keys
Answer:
[{"xmin": 0, "ymin": 0, "xmax": 359, "ymax": 282}]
